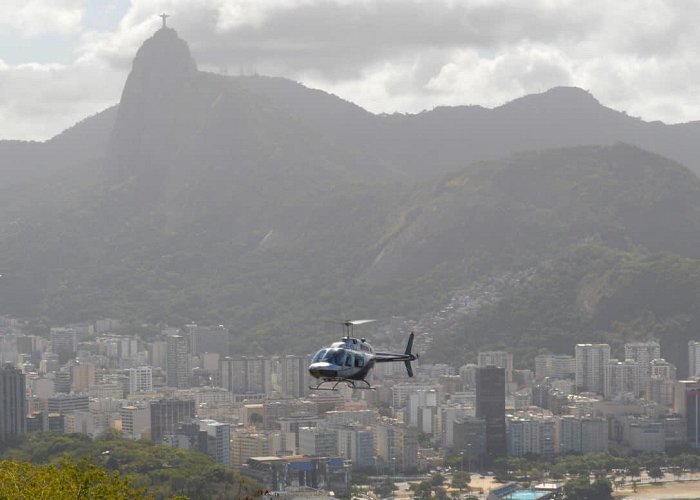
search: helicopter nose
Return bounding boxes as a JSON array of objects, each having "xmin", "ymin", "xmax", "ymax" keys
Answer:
[{"xmin": 309, "ymin": 362, "xmax": 338, "ymax": 379}]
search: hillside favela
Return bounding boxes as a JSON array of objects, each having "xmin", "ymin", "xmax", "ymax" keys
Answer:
[{"xmin": 5, "ymin": 4, "xmax": 700, "ymax": 500}]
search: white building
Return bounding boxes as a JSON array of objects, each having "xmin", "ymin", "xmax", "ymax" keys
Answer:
[
  {"xmin": 506, "ymin": 413, "xmax": 556, "ymax": 459},
  {"xmin": 605, "ymin": 359, "xmax": 641, "ymax": 399},
  {"xmin": 336, "ymin": 425, "xmax": 374, "ymax": 468},
  {"xmin": 128, "ymin": 366, "xmax": 153, "ymax": 394},
  {"xmin": 625, "ymin": 341, "xmax": 661, "ymax": 390},
  {"xmin": 689, "ymin": 341, "xmax": 700, "ymax": 378},
  {"xmin": 407, "ymin": 389, "xmax": 438, "ymax": 429},
  {"xmin": 558, "ymin": 415, "xmax": 608, "ymax": 454},
  {"xmin": 650, "ymin": 358, "xmax": 676, "ymax": 380},
  {"xmin": 298, "ymin": 426, "xmax": 338, "ymax": 456},
  {"xmin": 277, "ymin": 355, "xmax": 310, "ymax": 398},
  {"xmin": 199, "ymin": 419, "xmax": 231, "ymax": 466},
  {"xmin": 535, "ymin": 354, "xmax": 576, "ymax": 381},
  {"xmin": 220, "ymin": 356, "xmax": 272, "ymax": 396},
  {"xmin": 120, "ymin": 405, "xmax": 151, "ymax": 439},
  {"xmin": 478, "ymin": 351, "xmax": 513, "ymax": 383}
]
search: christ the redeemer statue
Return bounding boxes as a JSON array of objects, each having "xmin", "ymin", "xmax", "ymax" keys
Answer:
[{"xmin": 160, "ymin": 13, "xmax": 169, "ymax": 28}]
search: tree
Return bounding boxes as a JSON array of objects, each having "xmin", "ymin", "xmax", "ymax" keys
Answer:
[
  {"xmin": 434, "ymin": 487, "xmax": 448, "ymax": 500},
  {"xmin": 626, "ymin": 464, "xmax": 641, "ymax": 480},
  {"xmin": 648, "ymin": 466, "xmax": 665, "ymax": 483},
  {"xmin": 430, "ymin": 472, "xmax": 445, "ymax": 486},
  {"xmin": 410, "ymin": 480, "xmax": 433, "ymax": 500},
  {"xmin": 375, "ymin": 477, "xmax": 397, "ymax": 497},
  {"xmin": 451, "ymin": 470, "xmax": 471, "ymax": 491},
  {"xmin": 590, "ymin": 477, "xmax": 613, "ymax": 499},
  {"xmin": 0, "ymin": 458, "xmax": 150, "ymax": 499},
  {"xmin": 563, "ymin": 476, "xmax": 612, "ymax": 500}
]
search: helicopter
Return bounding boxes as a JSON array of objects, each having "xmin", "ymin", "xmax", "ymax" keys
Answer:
[{"xmin": 308, "ymin": 319, "xmax": 419, "ymax": 390}]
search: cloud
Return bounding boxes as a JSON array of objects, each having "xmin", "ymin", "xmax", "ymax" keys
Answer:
[
  {"xmin": 0, "ymin": 0, "xmax": 85, "ymax": 37},
  {"xmin": 0, "ymin": 58, "xmax": 123, "ymax": 140},
  {"xmin": 4, "ymin": 0, "xmax": 700, "ymax": 140}
]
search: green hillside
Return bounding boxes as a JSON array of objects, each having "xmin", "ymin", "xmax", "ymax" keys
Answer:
[
  {"xmin": 0, "ymin": 432, "xmax": 260, "ymax": 499},
  {"xmin": 4, "ymin": 142, "xmax": 700, "ymax": 360},
  {"xmin": 433, "ymin": 241, "xmax": 700, "ymax": 374}
]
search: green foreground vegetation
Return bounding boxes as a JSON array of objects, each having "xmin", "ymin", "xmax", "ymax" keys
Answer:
[
  {"xmin": 0, "ymin": 458, "xmax": 150, "ymax": 500},
  {"xmin": 0, "ymin": 432, "xmax": 260, "ymax": 499}
]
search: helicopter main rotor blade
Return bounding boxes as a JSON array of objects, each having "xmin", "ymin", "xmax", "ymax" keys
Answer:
[{"xmin": 343, "ymin": 319, "xmax": 376, "ymax": 326}]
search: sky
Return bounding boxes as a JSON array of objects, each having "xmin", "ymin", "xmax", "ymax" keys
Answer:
[{"xmin": 2, "ymin": 0, "xmax": 700, "ymax": 141}]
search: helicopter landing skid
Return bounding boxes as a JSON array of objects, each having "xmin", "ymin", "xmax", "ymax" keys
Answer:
[{"xmin": 309, "ymin": 378, "xmax": 374, "ymax": 391}]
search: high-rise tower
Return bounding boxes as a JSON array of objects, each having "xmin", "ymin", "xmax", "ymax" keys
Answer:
[
  {"xmin": 166, "ymin": 335, "xmax": 191, "ymax": 389},
  {"xmin": 0, "ymin": 364, "xmax": 27, "ymax": 441},
  {"xmin": 476, "ymin": 365, "xmax": 506, "ymax": 457},
  {"xmin": 575, "ymin": 344, "xmax": 610, "ymax": 394}
]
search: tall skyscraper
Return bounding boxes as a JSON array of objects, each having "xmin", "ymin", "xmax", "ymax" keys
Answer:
[
  {"xmin": 166, "ymin": 335, "xmax": 191, "ymax": 389},
  {"xmin": 0, "ymin": 364, "xmax": 27, "ymax": 441},
  {"xmin": 689, "ymin": 341, "xmax": 700, "ymax": 378},
  {"xmin": 150, "ymin": 398, "xmax": 195, "ymax": 443},
  {"xmin": 278, "ymin": 355, "xmax": 310, "ymax": 398},
  {"xmin": 575, "ymin": 343, "xmax": 610, "ymax": 394},
  {"xmin": 476, "ymin": 365, "xmax": 506, "ymax": 457}
]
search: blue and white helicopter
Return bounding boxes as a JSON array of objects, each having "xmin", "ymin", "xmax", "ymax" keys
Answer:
[{"xmin": 308, "ymin": 320, "xmax": 419, "ymax": 390}]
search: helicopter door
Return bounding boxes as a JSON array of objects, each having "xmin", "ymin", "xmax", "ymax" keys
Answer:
[
  {"xmin": 345, "ymin": 353, "xmax": 353, "ymax": 367},
  {"xmin": 355, "ymin": 356, "xmax": 365, "ymax": 368}
]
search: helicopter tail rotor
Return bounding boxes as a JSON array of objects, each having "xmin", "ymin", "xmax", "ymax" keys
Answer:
[{"xmin": 404, "ymin": 332, "xmax": 418, "ymax": 377}]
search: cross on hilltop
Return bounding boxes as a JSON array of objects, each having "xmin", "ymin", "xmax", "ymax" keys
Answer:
[{"xmin": 159, "ymin": 13, "xmax": 169, "ymax": 28}]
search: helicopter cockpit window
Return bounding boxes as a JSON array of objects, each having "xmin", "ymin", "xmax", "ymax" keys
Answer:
[
  {"xmin": 321, "ymin": 348, "xmax": 348, "ymax": 366},
  {"xmin": 355, "ymin": 357, "xmax": 364, "ymax": 368},
  {"xmin": 345, "ymin": 354, "xmax": 353, "ymax": 367},
  {"xmin": 312, "ymin": 349, "xmax": 327, "ymax": 363}
]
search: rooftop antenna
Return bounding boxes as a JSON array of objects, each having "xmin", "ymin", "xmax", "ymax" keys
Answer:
[{"xmin": 159, "ymin": 13, "xmax": 169, "ymax": 29}]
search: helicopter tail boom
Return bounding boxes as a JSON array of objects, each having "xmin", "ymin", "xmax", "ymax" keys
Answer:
[{"xmin": 374, "ymin": 332, "xmax": 419, "ymax": 377}]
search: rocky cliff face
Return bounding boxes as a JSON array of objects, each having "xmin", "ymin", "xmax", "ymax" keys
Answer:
[{"xmin": 108, "ymin": 28, "xmax": 198, "ymax": 187}]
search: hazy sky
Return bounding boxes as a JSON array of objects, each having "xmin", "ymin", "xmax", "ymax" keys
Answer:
[{"xmin": 2, "ymin": 0, "xmax": 700, "ymax": 140}]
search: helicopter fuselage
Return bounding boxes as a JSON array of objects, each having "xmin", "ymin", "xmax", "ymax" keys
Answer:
[
  {"xmin": 308, "ymin": 333, "xmax": 418, "ymax": 390},
  {"xmin": 308, "ymin": 338, "xmax": 376, "ymax": 381}
]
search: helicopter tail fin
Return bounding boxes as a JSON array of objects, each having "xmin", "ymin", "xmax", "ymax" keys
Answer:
[
  {"xmin": 404, "ymin": 332, "xmax": 415, "ymax": 377},
  {"xmin": 405, "ymin": 332, "xmax": 414, "ymax": 357}
]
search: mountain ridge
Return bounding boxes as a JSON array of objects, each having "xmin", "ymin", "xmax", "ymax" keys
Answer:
[{"xmin": 3, "ymin": 28, "xmax": 700, "ymax": 359}]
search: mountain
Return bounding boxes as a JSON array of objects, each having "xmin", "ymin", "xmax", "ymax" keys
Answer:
[
  {"xmin": 3, "ymin": 27, "xmax": 700, "ymax": 358},
  {"xmin": 368, "ymin": 143, "xmax": 700, "ymax": 281},
  {"xmin": 373, "ymin": 86, "xmax": 700, "ymax": 180},
  {"xmin": 0, "ymin": 106, "xmax": 116, "ymax": 190}
]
